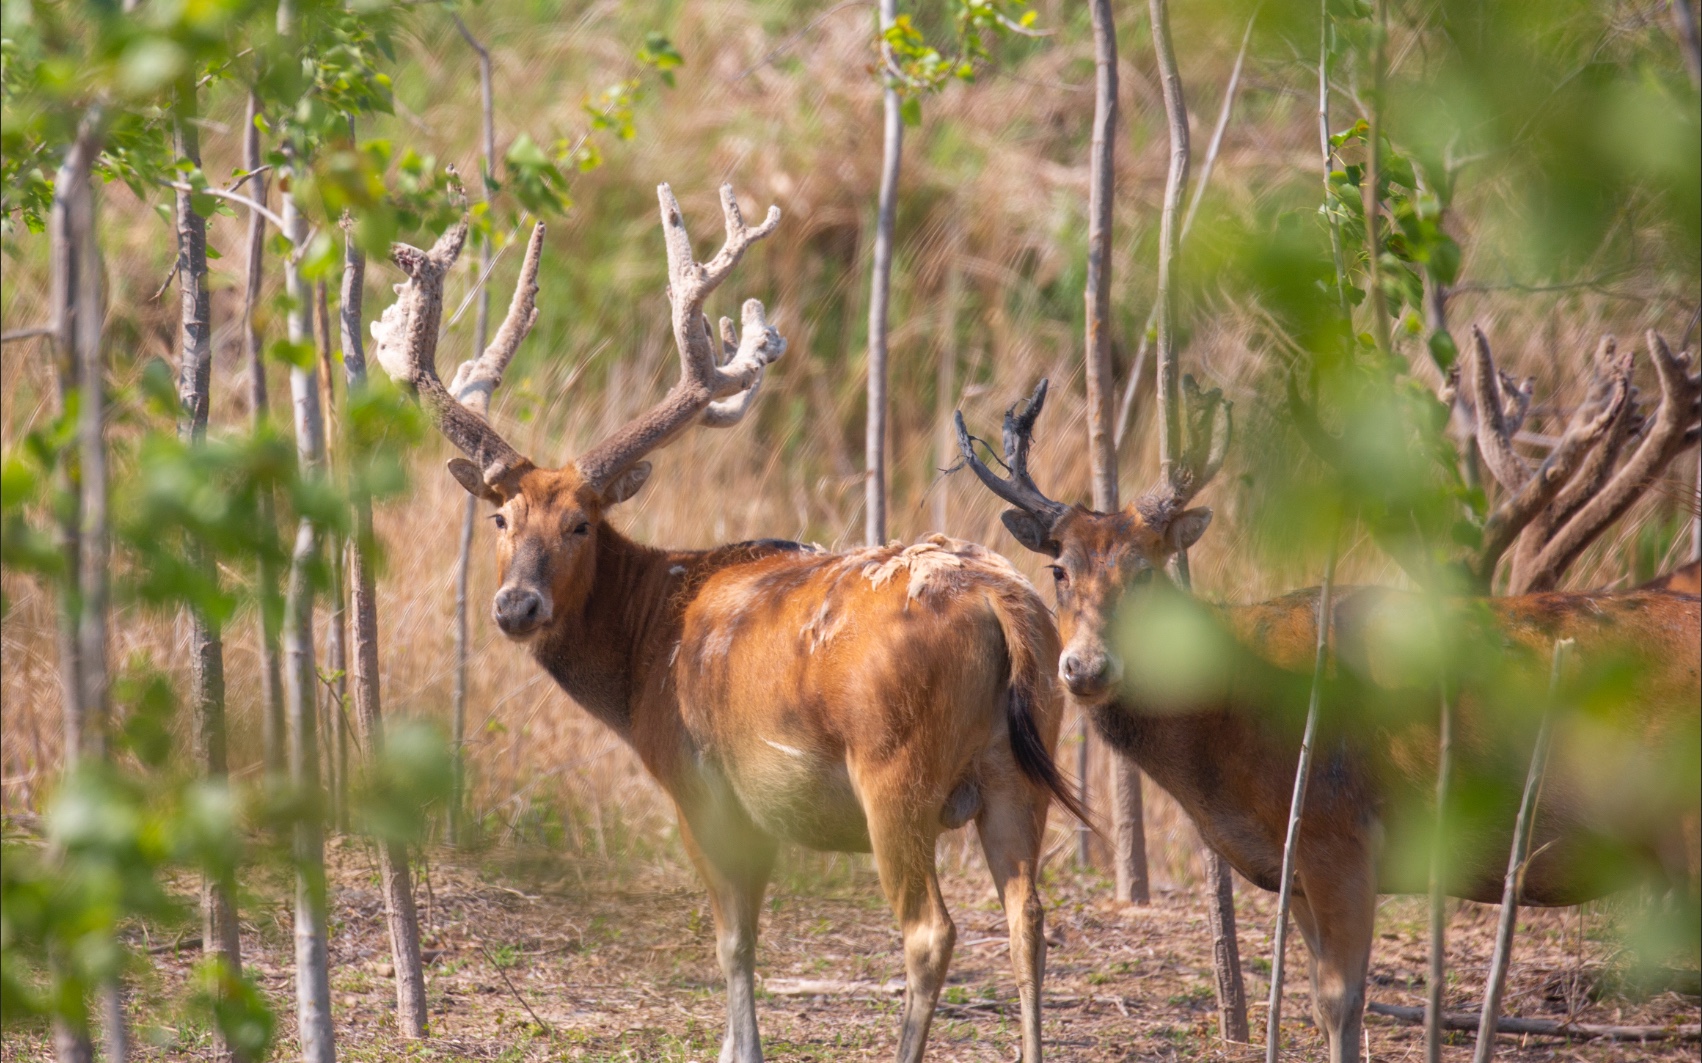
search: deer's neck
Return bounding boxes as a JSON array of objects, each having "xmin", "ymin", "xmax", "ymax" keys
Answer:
[{"xmin": 530, "ymin": 526, "xmax": 685, "ymax": 739}]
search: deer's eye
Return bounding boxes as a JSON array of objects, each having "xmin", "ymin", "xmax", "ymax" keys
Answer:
[
  {"xmin": 491, "ymin": 513, "xmax": 508, "ymax": 531},
  {"xmin": 1048, "ymin": 565, "xmax": 1068, "ymax": 586},
  {"xmin": 1132, "ymin": 567, "xmax": 1155, "ymax": 586},
  {"xmin": 571, "ymin": 521, "xmax": 591, "ymax": 537}
]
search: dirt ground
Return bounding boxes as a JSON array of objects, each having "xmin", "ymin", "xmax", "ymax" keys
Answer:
[{"xmin": 5, "ymin": 835, "xmax": 1698, "ymax": 1062}]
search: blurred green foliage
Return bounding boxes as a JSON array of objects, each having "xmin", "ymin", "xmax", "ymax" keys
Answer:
[{"xmin": 880, "ymin": 0, "xmax": 1039, "ymax": 125}]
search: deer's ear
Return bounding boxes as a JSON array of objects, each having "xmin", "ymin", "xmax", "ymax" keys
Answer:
[
  {"xmin": 447, "ymin": 458, "xmax": 504, "ymax": 503},
  {"xmin": 601, "ymin": 461, "xmax": 653, "ymax": 505},
  {"xmin": 1166, "ymin": 507, "xmax": 1213, "ymax": 552},
  {"xmin": 1002, "ymin": 510, "xmax": 1060, "ymax": 557}
]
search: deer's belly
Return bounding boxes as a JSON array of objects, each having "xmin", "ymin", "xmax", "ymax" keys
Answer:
[{"xmin": 711, "ymin": 744, "xmax": 873, "ymax": 853}]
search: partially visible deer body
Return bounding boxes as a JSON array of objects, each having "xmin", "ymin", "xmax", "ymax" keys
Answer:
[
  {"xmin": 1642, "ymin": 558, "xmax": 1702, "ymax": 595},
  {"xmin": 375, "ymin": 186, "xmax": 1079, "ymax": 1063},
  {"xmin": 957, "ymin": 366, "xmax": 1701, "ymax": 1063}
]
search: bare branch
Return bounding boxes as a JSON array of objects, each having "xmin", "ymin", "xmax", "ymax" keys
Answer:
[
  {"xmin": 1, "ymin": 325, "xmax": 54, "ymax": 344},
  {"xmin": 162, "ymin": 180, "xmax": 290, "ymax": 234}
]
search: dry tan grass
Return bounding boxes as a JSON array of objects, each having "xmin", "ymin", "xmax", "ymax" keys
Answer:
[{"xmin": 1, "ymin": 0, "xmax": 1697, "ymax": 946}]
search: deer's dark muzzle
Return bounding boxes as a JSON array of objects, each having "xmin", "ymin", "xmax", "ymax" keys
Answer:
[
  {"xmin": 1060, "ymin": 645, "xmax": 1121, "ymax": 701},
  {"xmin": 493, "ymin": 585, "xmax": 550, "ymax": 637}
]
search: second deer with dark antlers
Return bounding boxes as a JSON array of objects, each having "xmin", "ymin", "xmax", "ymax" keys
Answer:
[
  {"xmin": 375, "ymin": 184, "xmax": 1082, "ymax": 1063},
  {"xmin": 957, "ymin": 362, "xmax": 1699, "ymax": 1063}
]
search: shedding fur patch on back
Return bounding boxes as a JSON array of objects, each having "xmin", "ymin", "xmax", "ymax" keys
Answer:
[{"xmin": 841, "ymin": 534, "xmax": 1030, "ymax": 607}]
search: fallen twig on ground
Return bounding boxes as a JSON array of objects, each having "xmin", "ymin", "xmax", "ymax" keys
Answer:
[{"xmin": 1368, "ymin": 1001, "xmax": 1700, "ymax": 1042}]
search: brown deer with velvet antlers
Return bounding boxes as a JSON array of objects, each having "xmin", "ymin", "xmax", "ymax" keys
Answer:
[
  {"xmin": 374, "ymin": 184, "xmax": 1081, "ymax": 1063},
  {"xmin": 957, "ymin": 367, "xmax": 1699, "ymax": 1063}
]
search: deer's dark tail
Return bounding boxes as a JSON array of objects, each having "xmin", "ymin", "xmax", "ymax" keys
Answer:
[{"xmin": 987, "ymin": 588, "xmax": 1095, "ymax": 829}]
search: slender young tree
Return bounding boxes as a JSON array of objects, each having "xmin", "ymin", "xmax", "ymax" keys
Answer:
[
  {"xmin": 1472, "ymin": 639, "xmax": 1570, "ymax": 1063},
  {"xmin": 70, "ymin": 122, "xmax": 130, "ymax": 1063},
  {"xmin": 1149, "ymin": 0, "xmax": 1250, "ymax": 1037},
  {"xmin": 1084, "ymin": 0, "xmax": 1151, "ymax": 901},
  {"xmin": 1425, "ymin": 689, "xmax": 1453, "ymax": 1063},
  {"xmin": 316, "ymin": 280, "xmax": 350, "ymax": 831},
  {"xmin": 172, "ymin": 74, "xmax": 245, "ymax": 1063},
  {"xmin": 46, "ymin": 108, "xmax": 102, "ymax": 1063},
  {"xmin": 1265, "ymin": 554, "xmax": 1337, "ymax": 1060},
  {"xmin": 866, "ymin": 0, "xmax": 903, "ymax": 544},
  {"xmin": 448, "ymin": 12, "xmax": 497, "ymax": 845},
  {"xmin": 242, "ymin": 90, "xmax": 288, "ymax": 781},
  {"xmin": 275, "ymin": 2, "xmax": 337, "ymax": 1042},
  {"xmin": 1361, "ymin": 0, "xmax": 1393, "ymax": 356},
  {"xmin": 338, "ymin": 216, "xmax": 437, "ymax": 1038},
  {"xmin": 932, "ymin": 216, "xmax": 962, "ymax": 533},
  {"xmin": 1114, "ymin": 10, "xmax": 1256, "ymax": 450}
]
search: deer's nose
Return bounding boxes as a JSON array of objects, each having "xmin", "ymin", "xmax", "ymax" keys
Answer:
[
  {"xmin": 493, "ymin": 586, "xmax": 549, "ymax": 636},
  {"xmin": 1060, "ymin": 649, "xmax": 1118, "ymax": 699}
]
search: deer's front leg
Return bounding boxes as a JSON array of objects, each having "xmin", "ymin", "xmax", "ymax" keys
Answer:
[
  {"xmin": 677, "ymin": 800, "xmax": 776, "ymax": 1063},
  {"xmin": 1291, "ymin": 854, "xmax": 1377, "ymax": 1063}
]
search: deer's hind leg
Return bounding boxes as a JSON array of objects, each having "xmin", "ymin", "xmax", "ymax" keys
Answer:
[
  {"xmin": 863, "ymin": 790, "xmax": 955, "ymax": 1063},
  {"xmin": 974, "ymin": 768, "xmax": 1048, "ymax": 1062}
]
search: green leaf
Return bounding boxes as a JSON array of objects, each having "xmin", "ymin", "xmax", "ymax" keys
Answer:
[
  {"xmin": 1427, "ymin": 329, "xmax": 1458, "ymax": 372},
  {"xmin": 268, "ymin": 338, "xmax": 316, "ymax": 371}
]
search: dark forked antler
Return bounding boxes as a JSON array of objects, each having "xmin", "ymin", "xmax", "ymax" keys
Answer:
[
  {"xmin": 371, "ymin": 219, "xmax": 544, "ymax": 489},
  {"xmin": 954, "ymin": 378, "xmax": 1069, "ymax": 527},
  {"xmin": 1137, "ymin": 375, "xmax": 1233, "ymax": 524},
  {"xmin": 573, "ymin": 184, "xmax": 786, "ymax": 492}
]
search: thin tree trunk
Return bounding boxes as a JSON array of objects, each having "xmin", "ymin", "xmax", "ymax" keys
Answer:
[
  {"xmin": 65, "ymin": 110, "xmax": 128, "ymax": 1063},
  {"xmin": 242, "ymin": 90, "xmax": 287, "ymax": 782},
  {"xmin": 174, "ymin": 76, "xmax": 244, "ymax": 1063},
  {"xmin": 1087, "ymin": 0, "xmax": 1150, "ymax": 903},
  {"xmin": 932, "ymin": 222, "xmax": 961, "ymax": 533},
  {"xmin": 1150, "ymin": 0, "xmax": 1189, "ymax": 489},
  {"xmin": 865, "ymin": 0, "xmax": 903, "ymax": 545},
  {"xmin": 1150, "ymin": 0, "xmax": 1250, "ymax": 1034},
  {"xmin": 1084, "ymin": 0, "xmax": 1119, "ymax": 516},
  {"xmin": 1318, "ymin": 0, "xmax": 1352, "ymax": 319},
  {"xmin": 315, "ymin": 281, "xmax": 349, "ymax": 834},
  {"xmin": 452, "ymin": 495, "xmax": 474, "ymax": 845},
  {"xmin": 1266, "ymin": 554, "xmax": 1337, "ymax": 1059},
  {"xmin": 1114, "ymin": 10, "xmax": 1254, "ymax": 451},
  {"xmin": 1471, "ymin": 639, "xmax": 1569, "ymax": 1063},
  {"xmin": 47, "ymin": 108, "xmax": 101, "ymax": 1063},
  {"xmin": 1206, "ymin": 855, "xmax": 1248, "ymax": 1042},
  {"xmin": 281, "ymin": 152, "xmax": 337, "ymax": 1063},
  {"xmin": 338, "ymin": 224, "xmax": 430, "ymax": 1038},
  {"xmin": 449, "ymin": 13, "xmax": 496, "ymax": 847},
  {"xmin": 1361, "ymin": 0, "xmax": 1393, "ymax": 355},
  {"xmin": 1426, "ymin": 688, "xmax": 1455, "ymax": 1063},
  {"xmin": 72, "ymin": 125, "xmax": 109, "ymax": 770}
]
